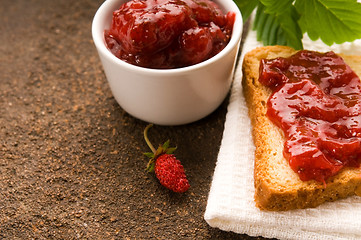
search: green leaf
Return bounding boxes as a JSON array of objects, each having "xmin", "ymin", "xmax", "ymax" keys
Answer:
[
  {"xmin": 267, "ymin": 16, "xmax": 280, "ymax": 45},
  {"xmin": 233, "ymin": 0, "xmax": 259, "ymax": 22},
  {"xmin": 295, "ymin": 0, "xmax": 361, "ymax": 45},
  {"xmin": 276, "ymin": 24, "xmax": 287, "ymax": 46},
  {"xmin": 143, "ymin": 152, "xmax": 155, "ymax": 158},
  {"xmin": 278, "ymin": 5, "xmax": 303, "ymax": 49},
  {"xmin": 261, "ymin": 13, "xmax": 276, "ymax": 44},
  {"xmin": 146, "ymin": 161, "xmax": 155, "ymax": 172},
  {"xmin": 162, "ymin": 140, "xmax": 170, "ymax": 150},
  {"xmin": 253, "ymin": 2, "xmax": 303, "ymax": 49},
  {"xmin": 260, "ymin": 0, "xmax": 293, "ymax": 14},
  {"xmin": 166, "ymin": 147, "xmax": 177, "ymax": 154},
  {"xmin": 155, "ymin": 146, "xmax": 164, "ymax": 157},
  {"xmin": 253, "ymin": 4, "xmax": 267, "ymax": 39},
  {"xmin": 235, "ymin": 0, "xmax": 361, "ymax": 49}
]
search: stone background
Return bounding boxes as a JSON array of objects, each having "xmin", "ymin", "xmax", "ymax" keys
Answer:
[{"xmin": 0, "ymin": 0, "xmax": 270, "ymax": 239}]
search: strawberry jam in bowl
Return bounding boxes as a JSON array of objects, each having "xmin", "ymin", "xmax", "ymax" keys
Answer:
[
  {"xmin": 92, "ymin": 0, "xmax": 242, "ymax": 125},
  {"xmin": 104, "ymin": 0, "xmax": 235, "ymax": 69}
]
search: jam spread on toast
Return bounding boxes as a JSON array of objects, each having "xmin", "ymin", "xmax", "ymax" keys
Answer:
[{"xmin": 259, "ymin": 50, "xmax": 361, "ymax": 182}]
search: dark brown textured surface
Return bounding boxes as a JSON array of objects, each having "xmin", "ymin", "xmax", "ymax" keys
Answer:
[{"xmin": 0, "ymin": 0, "xmax": 269, "ymax": 239}]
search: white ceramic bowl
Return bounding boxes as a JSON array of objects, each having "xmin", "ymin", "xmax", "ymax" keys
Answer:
[{"xmin": 92, "ymin": 0, "xmax": 242, "ymax": 125}]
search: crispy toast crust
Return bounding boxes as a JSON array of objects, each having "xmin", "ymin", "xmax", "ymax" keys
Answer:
[{"xmin": 242, "ymin": 46, "xmax": 361, "ymax": 211}]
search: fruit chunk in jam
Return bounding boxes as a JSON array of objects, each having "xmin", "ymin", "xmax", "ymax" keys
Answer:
[
  {"xmin": 104, "ymin": 0, "xmax": 235, "ymax": 69},
  {"xmin": 259, "ymin": 50, "xmax": 361, "ymax": 183}
]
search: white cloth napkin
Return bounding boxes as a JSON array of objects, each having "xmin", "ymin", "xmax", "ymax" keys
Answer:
[{"xmin": 204, "ymin": 27, "xmax": 361, "ymax": 240}]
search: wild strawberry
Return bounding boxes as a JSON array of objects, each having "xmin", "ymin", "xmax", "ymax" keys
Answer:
[{"xmin": 143, "ymin": 124, "xmax": 190, "ymax": 193}]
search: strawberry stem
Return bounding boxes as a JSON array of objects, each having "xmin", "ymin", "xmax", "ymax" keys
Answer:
[{"xmin": 144, "ymin": 124, "xmax": 156, "ymax": 154}]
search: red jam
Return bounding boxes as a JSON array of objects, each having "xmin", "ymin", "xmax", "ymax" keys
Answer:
[
  {"xmin": 259, "ymin": 50, "xmax": 361, "ymax": 183},
  {"xmin": 104, "ymin": 0, "xmax": 235, "ymax": 69}
]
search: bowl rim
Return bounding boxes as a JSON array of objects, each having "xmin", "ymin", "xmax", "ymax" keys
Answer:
[{"xmin": 91, "ymin": 0, "xmax": 243, "ymax": 76}]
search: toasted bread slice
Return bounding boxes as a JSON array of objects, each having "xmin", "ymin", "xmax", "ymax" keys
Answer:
[{"xmin": 242, "ymin": 46, "xmax": 361, "ymax": 211}]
